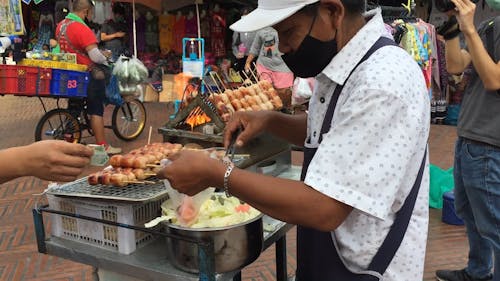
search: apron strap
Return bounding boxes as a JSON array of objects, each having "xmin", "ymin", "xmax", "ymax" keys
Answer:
[
  {"xmin": 368, "ymin": 148, "xmax": 427, "ymax": 273},
  {"xmin": 319, "ymin": 37, "xmax": 397, "ymax": 143}
]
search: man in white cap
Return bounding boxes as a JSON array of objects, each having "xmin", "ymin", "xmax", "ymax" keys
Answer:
[{"xmin": 157, "ymin": 1, "xmax": 430, "ymax": 280}]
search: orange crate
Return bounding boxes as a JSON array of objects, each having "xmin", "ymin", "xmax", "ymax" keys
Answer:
[{"xmin": 0, "ymin": 65, "xmax": 52, "ymax": 96}]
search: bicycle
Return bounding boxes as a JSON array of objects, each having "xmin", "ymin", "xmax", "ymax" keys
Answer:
[{"xmin": 34, "ymin": 95, "xmax": 146, "ymax": 143}]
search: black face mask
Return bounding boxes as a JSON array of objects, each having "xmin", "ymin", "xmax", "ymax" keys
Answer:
[
  {"xmin": 281, "ymin": 10, "xmax": 338, "ymax": 78},
  {"xmin": 282, "ymin": 35, "xmax": 337, "ymax": 78}
]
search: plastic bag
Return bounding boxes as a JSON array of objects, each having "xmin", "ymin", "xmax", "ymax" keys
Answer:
[
  {"xmin": 292, "ymin": 77, "xmax": 314, "ymax": 105},
  {"xmin": 159, "ymin": 159, "xmax": 215, "ymax": 227},
  {"xmin": 429, "ymin": 164, "xmax": 455, "ymax": 209},
  {"xmin": 105, "ymin": 75, "xmax": 124, "ymax": 106}
]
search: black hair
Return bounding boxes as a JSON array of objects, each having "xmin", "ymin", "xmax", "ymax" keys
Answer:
[
  {"xmin": 300, "ymin": 0, "xmax": 366, "ymax": 16},
  {"xmin": 112, "ymin": 3, "xmax": 126, "ymax": 16}
]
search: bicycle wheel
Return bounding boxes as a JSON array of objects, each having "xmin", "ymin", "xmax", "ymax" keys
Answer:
[
  {"xmin": 112, "ymin": 99, "xmax": 146, "ymax": 141},
  {"xmin": 35, "ymin": 109, "xmax": 82, "ymax": 143}
]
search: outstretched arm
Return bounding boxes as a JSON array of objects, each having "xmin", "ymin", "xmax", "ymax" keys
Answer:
[{"xmin": 0, "ymin": 141, "xmax": 93, "ymax": 184}]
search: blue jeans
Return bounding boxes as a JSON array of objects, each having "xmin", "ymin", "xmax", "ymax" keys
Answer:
[{"xmin": 454, "ymin": 137, "xmax": 500, "ymax": 280}]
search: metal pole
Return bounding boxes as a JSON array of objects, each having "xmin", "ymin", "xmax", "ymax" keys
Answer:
[
  {"xmin": 132, "ymin": 0, "xmax": 137, "ymax": 57},
  {"xmin": 275, "ymin": 236, "xmax": 288, "ymax": 281},
  {"xmin": 32, "ymin": 208, "xmax": 47, "ymax": 254}
]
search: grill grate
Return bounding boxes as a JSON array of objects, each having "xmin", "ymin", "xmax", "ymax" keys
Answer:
[{"xmin": 47, "ymin": 176, "xmax": 168, "ymax": 202}]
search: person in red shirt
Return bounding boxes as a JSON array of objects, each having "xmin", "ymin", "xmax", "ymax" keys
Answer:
[{"xmin": 55, "ymin": 0, "xmax": 121, "ymax": 154}]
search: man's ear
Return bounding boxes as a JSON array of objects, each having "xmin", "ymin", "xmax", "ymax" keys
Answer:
[{"xmin": 320, "ymin": 0, "xmax": 345, "ymax": 30}]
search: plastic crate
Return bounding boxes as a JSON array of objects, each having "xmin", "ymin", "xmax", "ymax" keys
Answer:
[
  {"xmin": 0, "ymin": 65, "xmax": 52, "ymax": 96},
  {"xmin": 20, "ymin": 59, "xmax": 87, "ymax": 72},
  {"xmin": 50, "ymin": 69, "xmax": 89, "ymax": 97},
  {"xmin": 47, "ymin": 194, "xmax": 168, "ymax": 254}
]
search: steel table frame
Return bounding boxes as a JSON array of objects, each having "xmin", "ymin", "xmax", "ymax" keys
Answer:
[{"xmin": 33, "ymin": 206, "xmax": 293, "ymax": 281}]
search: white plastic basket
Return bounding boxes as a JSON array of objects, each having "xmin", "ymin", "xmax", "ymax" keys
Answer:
[{"xmin": 47, "ymin": 194, "xmax": 168, "ymax": 254}]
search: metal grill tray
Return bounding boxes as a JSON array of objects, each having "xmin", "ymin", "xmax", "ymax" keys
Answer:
[{"xmin": 46, "ymin": 176, "xmax": 168, "ymax": 202}]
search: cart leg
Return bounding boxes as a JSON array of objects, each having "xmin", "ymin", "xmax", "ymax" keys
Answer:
[
  {"xmin": 276, "ymin": 236, "xmax": 287, "ymax": 281},
  {"xmin": 232, "ymin": 272, "xmax": 242, "ymax": 281},
  {"xmin": 32, "ymin": 209, "xmax": 47, "ymax": 254}
]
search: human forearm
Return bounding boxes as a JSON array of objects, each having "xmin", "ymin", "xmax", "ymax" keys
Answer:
[
  {"xmin": 264, "ymin": 111, "xmax": 307, "ymax": 147},
  {"xmin": 0, "ymin": 146, "xmax": 29, "ymax": 184},
  {"xmin": 246, "ymin": 54, "xmax": 256, "ymax": 66},
  {"xmin": 445, "ymin": 37, "xmax": 470, "ymax": 74},
  {"xmin": 463, "ymin": 29, "xmax": 500, "ymax": 90},
  {"xmin": 100, "ymin": 32, "xmax": 116, "ymax": 42},
  {"xmin": 209, "ymin": 164, "xmax": 352, "ymax": 231}
]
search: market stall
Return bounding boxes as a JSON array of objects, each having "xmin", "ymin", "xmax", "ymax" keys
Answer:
[{"xmin": 32, "ymin": 140, "xmax": 296, "ymax": 281}]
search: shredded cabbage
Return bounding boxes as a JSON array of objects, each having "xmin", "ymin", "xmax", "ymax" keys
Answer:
[{"xmin": 160, "ymin": 194, "xmax": 260, "ymax": 229}]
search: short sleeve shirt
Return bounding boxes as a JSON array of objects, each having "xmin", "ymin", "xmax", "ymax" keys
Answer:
[
  {"xmin": 56, "ymin": 19, "xmax": 97, "ymax": 66},
  {"xmin": 303, "ymin": 9, "xmax": 430, "ymax": 281},
  {"xmin": 249, "ymin": 27, "xmax": 291, "ymax": 73}
]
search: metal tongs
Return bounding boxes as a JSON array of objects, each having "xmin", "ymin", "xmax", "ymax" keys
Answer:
[{"xmin": 225, "ymin": 127, "xmax": 242, "ymax": 162}]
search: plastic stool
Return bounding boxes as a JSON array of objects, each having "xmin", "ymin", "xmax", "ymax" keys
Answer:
[{"xmin": 442, "ymin": 191, "xmax": 464, "ymax": 225}]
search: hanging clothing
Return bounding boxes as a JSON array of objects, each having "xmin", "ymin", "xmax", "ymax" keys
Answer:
[
  {"xmin": 34, "ymin": 13, "xmax": 54, "ymax": 51},
  {"xmin": 158, "ymin": 13, "xmax": 175, "ymax": 54},
  {"xmin": 200, "ymin": 13, "xmax": 211, "ymax": 52},
  {"xmin": 185, "ymin": 14, "xmax": 198, "ymax": 38},
  {"xmin": 172, "ymin": 15, "xmax": 186, "ymax": 54},
  {"xmin": 134, "ymin": 15, "xmax": 146, "ymax": 53},
  {"xmin": 210, "ymin": 10, "xmax": 226, "ymax": 58},
  {"xmin": 93, "ymin": 0, "xmax": 106, "ymax": 24},
  {"xmin": 145, "ymin": 14, "xmax": 159, "ymax": 53}
]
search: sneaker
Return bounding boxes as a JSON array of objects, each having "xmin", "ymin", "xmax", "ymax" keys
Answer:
[
  {"xmin": 105, "ymin": 145, "xmax": 122, "ymax": 155},
  {"xmin": 436, "ymin": 269, "xmax": 493, "ymax": 281}
]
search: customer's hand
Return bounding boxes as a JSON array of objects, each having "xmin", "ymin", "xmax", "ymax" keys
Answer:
[
  {"xmin": 21, "ymin": 141, "xmax": 93, "ymax": 182},
  {"xmin": 156, "ymin": 150, "xmax": 224, "ymax": 196},
  {"xmin": 224, "ymin": 110, "xmax": 273, "ymax": 148},
  {"xmin": 449, "ymin": 0, "xmax": 476, "ymax": 35}
]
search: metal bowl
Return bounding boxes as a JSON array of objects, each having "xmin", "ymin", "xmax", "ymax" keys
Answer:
[{"xmin": 164, "ymin": 213, "xmax": 264, "ymax": 273}]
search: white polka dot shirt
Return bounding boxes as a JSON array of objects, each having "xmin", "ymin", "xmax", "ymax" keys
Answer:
[{"xmin": 303, "ymin": 9, "xmax": 430, "ymax": 281}]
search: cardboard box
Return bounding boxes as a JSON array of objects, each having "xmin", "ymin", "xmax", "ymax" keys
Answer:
[
  {"xmin": 144, "ymin": 84, "xmax": 159, "ymax": 102},
  {"xmin": 159, "ymin": 74, "xmax": 175, "ymax": 103}
]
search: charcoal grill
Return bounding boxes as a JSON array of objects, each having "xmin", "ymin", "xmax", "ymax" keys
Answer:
[{"xmin": 159, "ymin": 80, "xmax": 291, "ymax": 174}]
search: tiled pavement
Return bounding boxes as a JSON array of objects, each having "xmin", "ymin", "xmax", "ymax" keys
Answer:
[{"xmin": 0, "ymin": 95, "xmax": 467, "ymax": 281}]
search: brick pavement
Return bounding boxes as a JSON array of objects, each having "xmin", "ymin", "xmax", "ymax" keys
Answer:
[{"xmin": 0, "ymin": 95, "xmax": 468, "ymax": 281}]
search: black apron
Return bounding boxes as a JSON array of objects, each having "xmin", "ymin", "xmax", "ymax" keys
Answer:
[{"xmin": 296, "ymin": 37, "xmax": 427, "ymax": 281}]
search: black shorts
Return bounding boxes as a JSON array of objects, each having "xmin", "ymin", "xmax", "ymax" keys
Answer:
[{"xmin": 86, "ymin": 76, "xmax": 106, "ymax": 116}]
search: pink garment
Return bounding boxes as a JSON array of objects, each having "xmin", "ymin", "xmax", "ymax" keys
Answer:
[{"xmin": 257, "ymin": 63, "xmax": 294, "ymax": 89}]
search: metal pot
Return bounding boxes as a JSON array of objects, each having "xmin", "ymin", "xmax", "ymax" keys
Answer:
[{"xmin": 164, "ymin": 214, "xmax": 264, "ymax": 273}]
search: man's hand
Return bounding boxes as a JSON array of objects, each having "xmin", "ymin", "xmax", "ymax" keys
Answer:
[
  {"xmin": 449, "ymin": 0, "xmax": 477, "ymax": 35},
  {"xmin": 115, "ymin": 31, "xmax": 126, "ymax": 38},
  {"xmin": 156, "ymin": 150, "xmax": 224, "ymax": 196},
  {"xmin": 22, "ymin": 141, "xmax": 93, "ymax": 182},
  {"xmin": 224, "ymin": 111, "xmax": 273, "ymax": 148}
]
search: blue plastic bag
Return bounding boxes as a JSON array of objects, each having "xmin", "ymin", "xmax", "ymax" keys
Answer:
[{"xmin": 105, "ymin": 75, "xmax": 124, "ymax": 106}]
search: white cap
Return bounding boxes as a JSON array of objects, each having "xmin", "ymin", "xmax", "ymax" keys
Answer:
[{"xmin": 230, "ymin": 0, "xmax": 320, "ymax": 32}]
